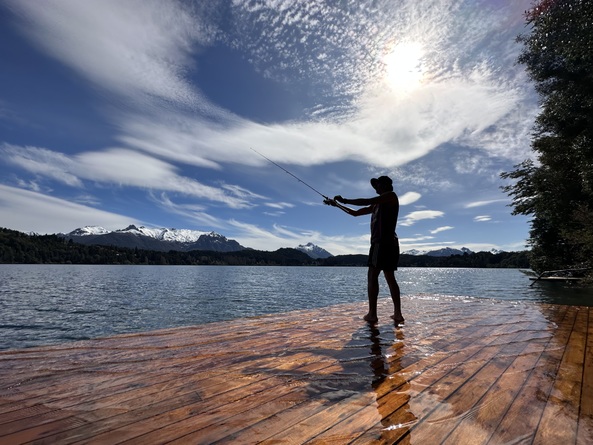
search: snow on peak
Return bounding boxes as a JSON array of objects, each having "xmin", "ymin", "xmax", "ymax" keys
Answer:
[
  {"xmin": 67, "ymin": 226, "xmax": 110, "ymax": 236},
  {"xmin": 402, "ymin": 247, "xmax": 475, "ymax": 256},
  {"xmin": 115, "ymin": 225, "xmax": 207, "ymax": 242},
  {"xmin": 159, "ymin": 228, "xmax": 209, "ymax": 242},
  {"xmin": 296, "ymin": 243, "xmax": 333, "ymax": 259},
  {"xmin": 67, "ymin": 225, "xmax": 209, "ymax": 242},
  {"xmin": 402, "ymin": 248, "xmax": 428, "ymax": 256}
]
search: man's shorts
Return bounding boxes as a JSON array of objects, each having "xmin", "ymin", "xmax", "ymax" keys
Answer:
[{"xmin": 368, "ymin": 237, "xmax": 400, "ymax": 270}]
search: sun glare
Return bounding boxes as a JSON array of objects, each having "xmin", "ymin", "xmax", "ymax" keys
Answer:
[{"xmin": 383, "ymin": 42, "xmax": 425, "ymax": 92}]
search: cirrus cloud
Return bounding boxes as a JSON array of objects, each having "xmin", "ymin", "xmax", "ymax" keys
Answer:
[{"xmin": 1, "ymin": 144, "xmax": 253, "ymax": 209}]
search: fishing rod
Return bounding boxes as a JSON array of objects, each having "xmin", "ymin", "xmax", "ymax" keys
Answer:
[{"xmin": 250, "ymin": 147, "xmax": 331, "ymax": 202}]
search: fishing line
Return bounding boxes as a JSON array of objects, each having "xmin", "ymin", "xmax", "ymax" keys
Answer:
[{"xmin": 250, "ymin": 147, "xmax": 330, "ymax": 201}]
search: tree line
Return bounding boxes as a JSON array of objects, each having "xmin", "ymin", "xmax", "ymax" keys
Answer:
[
  {"xmin": 0, "ymin": 228, "xmax": 529, "ymax": 268},
  {"xmin": 502, "ymin": 0, "xmax": 592, "ymax": 279}
]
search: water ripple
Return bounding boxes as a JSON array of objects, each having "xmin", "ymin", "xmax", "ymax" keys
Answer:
[{"xmin": 1, "ymin": 265, "xmax": 592, "ymax": 350}]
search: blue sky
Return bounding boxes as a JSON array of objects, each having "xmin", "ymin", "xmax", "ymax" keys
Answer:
[{"xmin": 0, "ymin": 0, "xmax": 536, "ymax": 255}]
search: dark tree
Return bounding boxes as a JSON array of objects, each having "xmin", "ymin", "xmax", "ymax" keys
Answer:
[{"xmin": 502, "ymin": 0, "xmax": 593, "ymax": 275}]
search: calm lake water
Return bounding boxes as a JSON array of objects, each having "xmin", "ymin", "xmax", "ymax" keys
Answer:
[{"xmin": 1, "ymin": 265, "xmax": 592, "ymax": 350}]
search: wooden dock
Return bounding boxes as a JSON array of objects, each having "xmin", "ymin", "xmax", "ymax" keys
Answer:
[{"xmin": 0, "ymin": 295, "xmax": 592, "ymax": 444}]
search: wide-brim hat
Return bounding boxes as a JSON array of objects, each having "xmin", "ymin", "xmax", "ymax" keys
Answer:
[{"xmin": 370, "ymin": 175, "xmax": 393, "ymax": 189}]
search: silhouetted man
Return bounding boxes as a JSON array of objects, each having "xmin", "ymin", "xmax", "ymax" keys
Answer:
[{"xmin": 326, "ymin": 176, "xmax": 404, "ymax": 325}]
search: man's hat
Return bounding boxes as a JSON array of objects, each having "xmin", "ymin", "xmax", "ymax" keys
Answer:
[{"xmin": 370, "ymin": 175, "xmax": 393, "ymax": 189}]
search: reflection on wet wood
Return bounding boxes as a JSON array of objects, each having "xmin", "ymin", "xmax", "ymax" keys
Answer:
[{"xmin": 0, "ymin": 296, "xmax": 591, "ymax": 444}]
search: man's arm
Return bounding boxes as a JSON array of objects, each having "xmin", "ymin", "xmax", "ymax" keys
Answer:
[
  {"xmin": 334, "ymin": 192, "xmax": 396, "ymax": 207},
  {"xmin": 325, "ymin": 198, "xmax": 373, "ymax": 217}
]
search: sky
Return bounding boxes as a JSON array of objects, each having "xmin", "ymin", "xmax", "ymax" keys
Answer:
[{"xmin": 0, "ymin": 0, "xmax": 538, "ymax": 255}]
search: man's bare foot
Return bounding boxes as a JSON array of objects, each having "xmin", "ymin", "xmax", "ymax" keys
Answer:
[
  {"xmin": 363, "ymin": 314, "xmax": 378, "ymax": 324},
  {"xmin": 390, "ymin": 315, "xmax": 405, "ymax": 325}
]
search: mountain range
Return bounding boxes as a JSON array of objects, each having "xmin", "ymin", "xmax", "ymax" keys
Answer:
[
  {"xmin": 61, "ymin": 226, "xmax": 335, "ymax": 258},
  {"xmin": 60, "ymin": 225, "xmax": 502, "ymax": 258},
  {"xmin": 404, "ymin": 247, "xmax": 472, "ymax": 257},
  {"xmin": 61, "ymin": 225, "xmax": 245, "ymax": 253}
]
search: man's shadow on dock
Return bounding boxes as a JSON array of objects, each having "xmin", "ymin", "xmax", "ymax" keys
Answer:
[{"xmin": 241, "ymin": 321, "xmax": 417, "ymax": 441}]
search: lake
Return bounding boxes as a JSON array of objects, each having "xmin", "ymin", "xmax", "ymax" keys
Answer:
[{"xmin": 1, "ymin": 265, "xmax": 592, "ymax": 350}]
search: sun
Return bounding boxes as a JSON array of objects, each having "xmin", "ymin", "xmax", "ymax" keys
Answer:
[{"xmin": 382, "ymin": 42, "xmax": 425, "ymax": 92}]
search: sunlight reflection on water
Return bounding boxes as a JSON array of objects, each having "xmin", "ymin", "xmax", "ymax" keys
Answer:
[{"xmin": 0, "ymin": 265, "xmax": 591, "ymax": 349}]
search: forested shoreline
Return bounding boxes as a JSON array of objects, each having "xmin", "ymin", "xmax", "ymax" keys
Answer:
[
  {"xmin": 0, "ymin": 228, "xmax": 529, "ymax": 268},
  {"xmin": 501, "ymin": 0, "xmax": 592, "ymax": 279}
]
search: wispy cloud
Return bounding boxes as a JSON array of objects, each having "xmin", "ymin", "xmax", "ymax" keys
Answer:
[
  {"xmin": 6, "ymin": 0, "xmax": 224, "ymax": 114},
  {"xmin": 465, "ymin": 199, "xmax": 508, "ymax": 208},
  {"xmin": 227, "ymin": 219, "xmax": 371, "ymax": 254},
  {"xmin": 264, "ymin": 202, "xmax": 295, "ymax": 209},
  {"xmin": 400, "ymin": 210, "xmax": 444, "ymax": 227},
  {"xmin": 430, "ymin": 226, "xmax": 454, "ymax": 234},
  {"xmin": 2, "ymin": 144, "xmax": 254, "ymax": 209},
  {"xmin": 0, "ymin": 184, "xmax": 137, "ymax": 233},
  {"xmin": 6, "ymin": 0, "xmax": 535, "ymax": 172},
  {"xmin": 4, "ymin": 145, "xmax": 82, "ymax": 187},
  {"xmin": 221, "ymin": 184, "xmax": 267, "ymax": 201},
  {"xmin": 400, "ymin": 235, "xmax": 435, "ymax": 243},
  {"xmin": 150, "ymin": 193, "xmax": 224, "ymax": 229},
  {"xmin": 474, "ymin": 215, "xmax": 492, "ymax": 222}
]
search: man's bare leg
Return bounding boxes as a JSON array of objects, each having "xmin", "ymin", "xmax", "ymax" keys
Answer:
[
  {"xmin": 384, "ymin": 270, "xmax": 404, "ymax": 325},
  {"xmin": 364, "ymin": 267, "xmax": 381, "ymax": 323}
]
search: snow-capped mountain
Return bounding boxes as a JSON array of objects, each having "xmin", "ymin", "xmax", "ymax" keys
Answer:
[
  {"xmin": 296, "ymin": 243, "xmax": 333, "ymax": 259},
  {"xmin": 401, "ymin": 248, "xmax": 427, "ymax": 256},
  {"xmin": 67, "ymin": 226, "xmax": 111, "ymax": 236},
  {"xmin": 402, "ymin": 247, "xmax": 474, "ymax": 257},
  {"xmin": 114, "ymin": 225, "xmax": 208, "ymax": 243},
  {"xmin": 61, "ymin": 225, "xmax": 245, "ymax": 252}
]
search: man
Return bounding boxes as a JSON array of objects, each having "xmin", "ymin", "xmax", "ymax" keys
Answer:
[{"xmin": 326, "ymin": 176, "xmax": 404, "ymax": 325}]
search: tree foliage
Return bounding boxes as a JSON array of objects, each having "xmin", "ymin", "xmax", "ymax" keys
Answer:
[{"xmin": 502, "ymin": 0, "xmax": 593, "ymax": 275}]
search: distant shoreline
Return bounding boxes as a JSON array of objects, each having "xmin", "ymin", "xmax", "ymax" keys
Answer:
[{"xmin": 1, "ymin": 227, "xmax": 530, "ymax": 268}]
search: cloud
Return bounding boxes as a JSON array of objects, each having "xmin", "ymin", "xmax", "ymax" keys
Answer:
[
  {"xmin": 263, "ymin": 211, "xmax": 286, "ymax": 217},
  {"xmin": 400, "ymin": 210, "xmax": 444, "ymax": 227},
  {"xmin": 453, "ymin": 152, "xmax": 494, "ymax": 175},
  {"xmin": 400, "ymin": 235, "xmax": 435, "ymax": 243},
  {"xmin": 226, "ymin": 219, "xmax": 294, "ymax": 251},
  {"xmin": 15, "ymin": 179, "xmax": 42, "ymax": 193},
  {"xmin": 5, "ymin": 0, "xmax": 226, "ymax": 115},
  {"xmin": 465, "ymin": 199, "xmax": 508, "ymax": 208},
  {"xmin": 219, "ymin": 0, "xmax": 534, "ymax": 161},
  {"xmin": 221, "ymin": 184, "xmax": 267, "ymax": 200},
  {"xmin": 399, "ymin": 240, "xmax": 456, "ymax": 251},
  {"xmin": 3, "ymin": 145, "xmax": 82, "ymax": 187},
  {"xmin": 391, "ymin": 162, "xmax": 456, "ymax": 190},
  {"xmin": 399, "ymin": 192, "xmax": 421, "ymax": 205},
  {"xmin": 2, "ymin": 144, "xmax": 254, "ymax": 209},
  {"xmin": 6, "ymin": 0, "xmax": 536, "ymax": 173},
  {"xmin": 227, "ymin": 219, "xmax": 370, "ymax": 254},
  {"xmin": 150, "ymin": 193, "xmax": 224, "ymax": 228},
  {"xmin": 116, "ymin": 68, "xmax": 528, "ymax": 171},
  {"xmin": 264, "ymin": 202, "xmax": 295, "ymax": 209},
  {"xmin": 0, "ymin": 184, "xmax": 137, "ymax": 233},
  {"xmin": 77, "ymin": 149, "xmax": 181, "ymax": 185},
  {"xmin": 430, "ymin": 226, "xmax": 454, "ymax": 234},
  {"xmin": 474, "ymin": 215, "xmax": 492, "ymax": 222}
]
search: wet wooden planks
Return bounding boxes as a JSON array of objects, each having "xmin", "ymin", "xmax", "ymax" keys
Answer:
[{"xmin": 0, "ymin": 296, "xmax": 591, "ymax": 444}]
